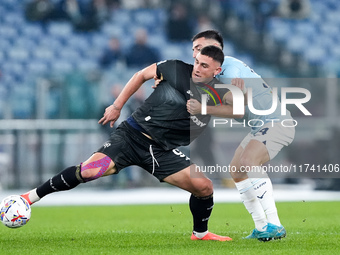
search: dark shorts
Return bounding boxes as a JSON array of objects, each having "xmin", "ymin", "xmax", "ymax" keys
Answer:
[{"xmin": 97, "ymin": 121, "xmax": 192, "ymax": 181}]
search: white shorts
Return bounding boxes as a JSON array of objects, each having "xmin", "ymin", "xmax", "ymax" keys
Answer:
[{"xmin": 240, "ymin": 121, "xmax": 295, "ymax": 160}]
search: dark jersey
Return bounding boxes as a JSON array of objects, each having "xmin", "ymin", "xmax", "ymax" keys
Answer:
[{"xmin": 132, "ymin": 60, "xmax": 227, "ymax": 150}]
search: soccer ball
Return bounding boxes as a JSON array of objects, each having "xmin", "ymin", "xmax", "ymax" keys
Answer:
[{"xmin": 0, "ymin": 195, "xmax": 31, "ymax": 228}]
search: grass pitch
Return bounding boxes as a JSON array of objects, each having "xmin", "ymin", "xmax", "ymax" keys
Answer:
[{"xmin": 0, "ymin": 201, "xmax": 339, "ymax": 255}]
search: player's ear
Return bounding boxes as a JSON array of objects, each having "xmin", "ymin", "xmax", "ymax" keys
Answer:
[
  {"xmin": 213, "ymin": 42, "xmax": 222, "ymax": 50},
  {"xmin": 214, "ymin": 67, "xmax": 222, "ymax": 76}
]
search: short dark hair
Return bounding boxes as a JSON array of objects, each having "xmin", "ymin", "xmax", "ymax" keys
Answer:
[
  {"xmin": 191, "ymin": 30, "xmax": 224, "ymax": 50},
  {"xmin": 200, "ymin": 45, "xmax": 224, "ymax": 66}
]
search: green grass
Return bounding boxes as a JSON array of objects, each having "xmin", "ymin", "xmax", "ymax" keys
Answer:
[{"xmin": 1, "ymin": 201, "xmax": 339, "ymax": 255}]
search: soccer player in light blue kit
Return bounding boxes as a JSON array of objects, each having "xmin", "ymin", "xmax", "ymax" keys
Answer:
[{"xmin": 189, "ymin": 30, "xmax": 295, "ymax": 241}]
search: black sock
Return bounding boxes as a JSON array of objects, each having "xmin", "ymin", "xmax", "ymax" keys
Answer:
[
  {"xmin": 36, "ymin": 165, "xmax": 84, "ymax": 199},
  {"xmin": 189, "ymin": 193, "xmax": 214, "ymax": 233}
]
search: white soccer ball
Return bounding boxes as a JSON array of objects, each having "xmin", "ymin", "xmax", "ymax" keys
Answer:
[{"xmin": 0, "ymin": 195, "xmax": 31, "ymax": 228}]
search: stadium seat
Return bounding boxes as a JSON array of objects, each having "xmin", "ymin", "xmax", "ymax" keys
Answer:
[
  {"xmin": 20, "ymin": 24, "xmax": 44, "ymax": 40},
  {"xmin": 303, "ymin": 45, "xmax": 327, "ymax": 65},
  {"xmin": 132, "ymin": 9, "xmax": 158, "ymax": 32},
  {"xmin": 8, "ymin": 47, "xmax": 30, "ymax": 62},
  {"xmin": 0, "ymin": 50, "xmax": 5, "ymax": 62},
  {"xmin": 47, "ymin": 22, "xmax": 73, "ymax": 38},
  {"xmin": 319, "ymin": 23, "xmax": 339, "ymax": 38},
  {"xmin": 4, "ymin": 62, "xmax": 25, "ymax": 79},
  {"xmin": 148, "ymin": 33, "xmax": 166, "ymax": 49},
  {"xmin": 0, "ymin": 25, "xmax": 18, "ymax": 41},
  {"xmin": 110, "ymin": 9, "xmax": 131, "ymax": 25},
  {"xmin": 38, "ymin": 36, "xmax": 64, "ymax": 50},
  {"xmin": 285, "ymin": 36, "xmax": 309, "ymax": 54},
  {"xmin": 52, "ymin": 60, "xmax": 74, "ymax": 74},
  {"xmin": 13, "ymin": 37, "xmax": 37, "ymax": 51},
  {"xmin": 267, "ymin": 19, "xmax": 291, "ymax": 43},
  {"xmin": 101, "ymin": 23, "xmax": 124, "ymax": 38},
  {"xmin": 3, "ymin": 12, "xmax": 25, "ymax": 26},
  {"xmin": 325, "ymin": 10, "xmax": 340, "ymax": 24},
  {"xmin": 293, "ymin": 22, "xmax": 317, "ymax": 39},
  {"xmin": 27, "ymin": 60, "xmax": 49, "ymax": 74},
  {"xmin": 58, "ymin": 48, "xmax": 81, "ymax": 62},
  {"xmin": 78, "ymin": 60, "xmax": 99, "ymax": 72},
  {"xmin": 223, "ymin": 42, "xmax": 235, "ymax": 56},
  {"xmin": 161, "ymin": 44, "xmax": 184, "ymax": 61},
  {"xmin": 91, "ymin": 34, "xmax": 110, "ymax": 50},
  {"xmin": 330, "ymin": 45, "xmax": 340, "ymax": 59},
  {"xmin": 33, "ymin": 48, "xmax": 54, "ymax": 61},
  {"xmin": 10, "ymin": 85, "xmax": 35, "ymax": 119},
  {"xmin": 66, "ymin": 35, "xmax": 91, "ymax": 52}
]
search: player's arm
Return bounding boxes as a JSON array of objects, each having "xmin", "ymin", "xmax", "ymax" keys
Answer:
[
  {"xmin": 152, "ymin": 75, "xmax": 162, "ymax": 89},
  {"xmin": 99, "ymin": 63, "xmax": 157, "ymax": 127},
  {"xmin": 207, "ymin": 104, "xmax": 244, "ymax": 118},
  {"xmin": 222, "ymin": 78, "xmax": 248, "ymax": 105},
  {"xmin": 187, "ymin": 99, "xmax": 244, "ymax": 118}
]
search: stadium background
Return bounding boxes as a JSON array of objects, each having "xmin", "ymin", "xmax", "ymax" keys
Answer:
[{"xmin": 0, "ymin": 0, "xmax": 339, "ymax": 194}]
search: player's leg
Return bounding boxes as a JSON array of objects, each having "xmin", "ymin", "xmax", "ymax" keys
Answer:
[
  {"xmin": 164, "ymin": 166, "xmax": 232, "ymax": 241},
  {"xmin": 229, "ymin": 144, "xmax": 268, "ymax": 232},
  {"xmin": 21, "ymin": 152, "xmax": 117, "ymax": 205},
  {"xmin": 238, "ymin": 139, "xmax": 282, "ymax": 225},
  {"xmin": 231, "ymin": 138, "xmax": 286, "ymax": 240}
]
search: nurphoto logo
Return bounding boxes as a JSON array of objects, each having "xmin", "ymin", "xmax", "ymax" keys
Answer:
[{"xmin": 200, "ymin": 84, "xmax": 312, "ymax": 128}]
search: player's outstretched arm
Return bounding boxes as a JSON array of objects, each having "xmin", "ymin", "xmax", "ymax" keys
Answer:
[{"xmin": 99, "ymin": 63, "xmax": 157, "ymax": 127}]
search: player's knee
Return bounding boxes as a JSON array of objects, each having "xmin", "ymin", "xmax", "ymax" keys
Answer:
[
  {"xmin": 230, "ymin": 171, "xmax": 247, "ymax": 183},
  {"xmin": 80, "ymin": 168, "xmax": 96, "ymax": 180},
  {"xmin": 80, "ymin": 155, "xmax": 114, "ymax": 182},
  {"xmin": 195, "ymin": 178, "xmax": 213, "ymax": 197}
]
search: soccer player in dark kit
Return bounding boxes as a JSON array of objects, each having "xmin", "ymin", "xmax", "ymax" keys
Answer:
[{"xmin": 20, "ymin": 46, "xmax": 239, "ymax": 241}]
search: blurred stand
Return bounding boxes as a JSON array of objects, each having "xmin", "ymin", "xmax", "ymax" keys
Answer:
[
  {"xmin": 278, "ymin": 0, "xmax": 311, "ymax": 19},
  {"xmin": 126, "ymin": 28, "xmax": 160, "ymax": 68}
]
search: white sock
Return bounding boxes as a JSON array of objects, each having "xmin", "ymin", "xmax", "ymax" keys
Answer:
[
  {"xmin": 250, "ymin": 176, "xmax": 281, "ymax": 226},
  {"xmin": 235, "ymin": 178, "xmax": 267, "ymax": 231},
  {"xmin": 23, "ymin": 188, "xmax": 40, "ymax": 204},
  {"xmin": 193, "ymin": 230, "xmax": 208, "ymax": 238}
]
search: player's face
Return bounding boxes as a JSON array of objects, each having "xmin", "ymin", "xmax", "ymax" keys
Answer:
[
  {"xmin": 192, "ymin": 53, "xmax": 222, "ymax": 84},
  {"xmin": 192, "ymin": 38, "xmax": 222, "ymax": 58}
]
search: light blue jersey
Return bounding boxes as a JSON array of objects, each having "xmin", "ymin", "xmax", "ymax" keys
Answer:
[{"xmin": 216, "ymin": 56, "xmax": 292, "ymax": 134}]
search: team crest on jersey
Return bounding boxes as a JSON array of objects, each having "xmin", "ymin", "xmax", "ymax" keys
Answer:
[{"xmin": 197, "ymin": 83, "xmax": 223, "ymax": 106}]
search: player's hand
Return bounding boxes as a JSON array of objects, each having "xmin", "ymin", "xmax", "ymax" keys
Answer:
[
  {"xmin": 231, "ymin": 78, "xmax": 246, "ymax": 94},
  {"xmin": 187, "ymin": 99, "xmax": 202, "ymax": 115},
  {"xmin": 98, "ymin": 104, "xmax": 121, "ymax": 128},
  {"xmin": 151, "ymin": 75, "xmax": 161, "ymax": 89}
]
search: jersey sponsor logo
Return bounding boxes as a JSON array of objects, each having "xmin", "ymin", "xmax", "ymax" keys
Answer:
[
  {"xmin": 190, "ymin": 115, "xmax": 206, "ymax": 127},
  {"xmin": 198, "ymin": 83, "xmax": 223, "ymax": 106},
  {"xmin": 198, "ymin": 83, "xmax": 223, "ymax": 115}
]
